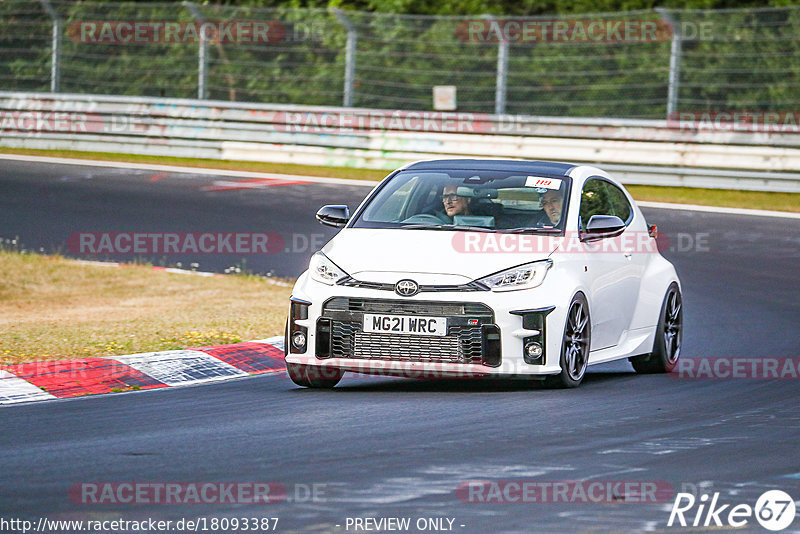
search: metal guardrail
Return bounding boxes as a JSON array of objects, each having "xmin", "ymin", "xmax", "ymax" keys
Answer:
[{"xmin": 1, "ymin": 91, "xmax": 799, "ymax": 192}]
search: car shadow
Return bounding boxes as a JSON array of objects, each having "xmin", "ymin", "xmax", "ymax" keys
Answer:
[
  {"xmin": 321, "ymin": 370, "xmax": 637, "ymax": 393},
  {"xmin": 582, "ymin": 370, "xmax": 640, "ymax": 385}
]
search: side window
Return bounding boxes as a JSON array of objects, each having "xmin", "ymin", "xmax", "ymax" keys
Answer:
[
  {"xmin": 604, "ymin": 182, "xmax": 632, "ymax": 223},
  {"xmin": 579, "ymin": 178, "xmax": 633, "ymax": 229},
  {"xmin": 579, "ymin": 179, "xmax": 611, "ymax": 229}
]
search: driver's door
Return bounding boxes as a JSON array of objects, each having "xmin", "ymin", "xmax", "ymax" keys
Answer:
[{"xmin": 579, "ymin": 178, "xmax": 640, "ymax": 351}]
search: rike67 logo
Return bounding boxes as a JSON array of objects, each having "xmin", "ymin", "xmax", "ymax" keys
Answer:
[{"xmin": 668, "ymin": 490, "xmax": 796, "ymax": 531}]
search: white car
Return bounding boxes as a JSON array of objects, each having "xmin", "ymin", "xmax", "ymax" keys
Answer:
[{"xmin": 285, "ymin": 159, "xmax": 682, "ymax": 388}]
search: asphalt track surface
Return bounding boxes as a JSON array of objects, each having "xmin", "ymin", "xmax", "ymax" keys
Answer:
[{"xmin": 1, "ymin": 159, "xmax": 799, "ymax": 533}]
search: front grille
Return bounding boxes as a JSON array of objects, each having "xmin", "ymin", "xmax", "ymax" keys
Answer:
[
  {"xmin": 320, "ymin": 298, "xmax": 493, "ymax": 365},
  {"xmin": 337, "ymin": 277, "xmax": 488, "ymax": 294},
  {"xmin": 354, "ymin": 332, "xmax": 461, "ymax": 362},
  {"xmin": 325, "ymin": 297, "xmax": 491, "ymax": 317}
]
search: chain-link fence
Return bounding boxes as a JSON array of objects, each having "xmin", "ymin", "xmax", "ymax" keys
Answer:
[{"xmin": 2, "ymin": 1, "xmax": 799, "ymax": 119}]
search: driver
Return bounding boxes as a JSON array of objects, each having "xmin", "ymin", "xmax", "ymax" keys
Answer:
[{"xmin": 442, "ymin": 185, "xmax": 471, "ymax": 218}]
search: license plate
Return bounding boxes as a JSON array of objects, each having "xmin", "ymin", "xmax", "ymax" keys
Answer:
[{"xmin": 363, "ymin": 314, "xmax": 448, "ymax": 336}]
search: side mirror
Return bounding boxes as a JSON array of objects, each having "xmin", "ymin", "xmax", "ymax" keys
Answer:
[
  {"xmin": 581, "ymin": 215, "xmax": 625, "ymax": 241},
  {"xmin": 316, "ymin": 205, "xmax": 350, "ymax": 228}
]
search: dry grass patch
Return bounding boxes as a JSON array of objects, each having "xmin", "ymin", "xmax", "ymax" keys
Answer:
[
  {"xmin": 627, "ymin": 185, "xmax": 800, "ymax": 213},
  {"xmin": 0, "ymin": 251, "xmax": 291, "ymax": 365},
  {"xmin": 0, "ymin": 147, "xmax": 386, "ymax": 181}
]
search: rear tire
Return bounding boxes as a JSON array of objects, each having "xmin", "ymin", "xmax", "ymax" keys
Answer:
[
  {"xmin": 544, "ymin": 293, "xmax": 591, "ymax": 388},
  {"xmin": 630, "ymin": 282, "xmax": 682, "ymax": 373}
]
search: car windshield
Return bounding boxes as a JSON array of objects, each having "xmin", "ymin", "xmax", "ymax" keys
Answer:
[{"xmin": 352, "ymin": 170, "xmax": 570, "ymax": 233}]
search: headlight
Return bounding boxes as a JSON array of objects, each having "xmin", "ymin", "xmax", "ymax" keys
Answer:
[
  {"xmin": 309, "ymin": 251, "xmax": 348, "ymax": 285},
  {"xmin": 476, "ymin": 259, "xmax": 552, "ymax": 292}
]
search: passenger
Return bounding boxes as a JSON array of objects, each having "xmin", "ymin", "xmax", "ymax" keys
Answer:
[{"xmin": 539, "ymin": 190, "xmax": 563, "ymax": 225}]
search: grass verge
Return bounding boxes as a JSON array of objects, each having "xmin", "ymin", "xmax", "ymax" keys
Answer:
[
  {"xmin": 0, "ymin": 147, "xmax": 386, "ymax": 181},
  {"xmin": 626, "ymin": 185, "xmax": 799, "ymax": 214},
  {"xmin": 2, "ymin": 147, "xmax": 798, "ymax": 213},
  {"xmin": 0, "ymin": 250, "xmax": 291, "ymax": 365}
]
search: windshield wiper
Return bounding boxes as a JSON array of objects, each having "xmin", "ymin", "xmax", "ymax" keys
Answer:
[
  {"xmin": 502, "ymin": 227, "xmax": 563, "ymax": 234},
  {"xmin": 400, "ymin": 224, "xmax": 448, "ymax": 230},
  {"xmin": 449, "ymin": 225, "xmax": 497, "ymax": 233},
  {"xmin": 400, "ymin": 224, "xmax": 497, "ymax": 232}
]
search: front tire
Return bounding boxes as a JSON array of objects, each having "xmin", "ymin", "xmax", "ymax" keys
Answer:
[
  {"xmin": 630, "ymin": 282, "xmax": 682, "ymax": 373},
  {"xmin": 545, "ymin": 293, "xmax": 591, "ymax": 388}
]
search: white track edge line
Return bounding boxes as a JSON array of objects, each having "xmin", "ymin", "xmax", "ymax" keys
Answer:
[{"xmin": 2, "ymin": 153, "xmax": 797, "ymax": 218}]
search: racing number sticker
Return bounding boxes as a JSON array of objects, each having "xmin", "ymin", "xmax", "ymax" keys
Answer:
[{"xmin": 525, "ymin": 176, "xmax": 562, "ymax": 190}]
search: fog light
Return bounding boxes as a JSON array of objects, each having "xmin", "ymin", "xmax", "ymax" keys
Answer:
[
  {"xmin": 525, "ymin": 342, "xmax": 543, "ymax": 358},
  {"xmin": 291, "ymin": 331, "xmax": 307, "ymax": 351}
]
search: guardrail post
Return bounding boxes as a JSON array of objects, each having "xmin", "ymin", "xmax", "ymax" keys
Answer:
[
  {"xmin": 484, "ymin": 15, "xmax": 508, "ymax": 115},
  {"xmin": 657, "ymin": 8, "xmax": 682, "ymax": 119},
  {"xmin": 496, "ymin": 39, "xmax": 509, "ymax": 115},
  {"xmin": 332, "ymin": 9, "xmax": 357, "ymax": 108},
  {"xmin": 37, "ymin": 0, "xmax": 61, "ymax": 93},
  {"xmin": 184, "ymin": 1, "xmax": 208, "ymax": 100}
]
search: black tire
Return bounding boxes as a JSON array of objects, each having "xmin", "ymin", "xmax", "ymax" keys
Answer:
[
  {"xmin": 286, "ymin": 362, "xmax": 343, "ymax": 389},
  {"xmin": 630, "ymin": 282, "xmax": 682, "ymax": 374},
  {"xmin": 544, "ymin": 293, "xmax": 591, "ymax": 388}
]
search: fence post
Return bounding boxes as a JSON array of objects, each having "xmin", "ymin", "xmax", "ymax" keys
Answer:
[
  {"xmin": 37, "ymin": 0, "xmax": 61, "ymax": 93},
  {"xmin": 483, "ymin": 15, "xmax": 508, "ymax": 115},
  {"xmin": 332, "ymin": 9, "xmax": 357, "ymax": 108},
  {"xmin": 184, "ymin": 1, "xmax": 208, "ymax": 100},
  {"xmin": 657, "ymin": 8, "xmax": 681, "ymax": 120}
]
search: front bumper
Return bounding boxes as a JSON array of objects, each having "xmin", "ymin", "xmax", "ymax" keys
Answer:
[{"xmin": 285, "ymin": 273, "xmax": 565, "ymax": 377}]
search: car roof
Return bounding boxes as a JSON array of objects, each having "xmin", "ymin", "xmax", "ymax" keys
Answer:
[{"xmin": 404, "ymin": 159, "xmax": 576, "ymax": 176}]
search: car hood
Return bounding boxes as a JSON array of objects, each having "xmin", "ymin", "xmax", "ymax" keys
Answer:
[{"xmin": 323, "ymin": 228, "xmax": 558, "ymax": 282}]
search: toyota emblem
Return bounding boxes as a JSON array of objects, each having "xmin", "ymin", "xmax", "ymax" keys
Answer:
[{"xmin": 395, "ymin": 279, "xmax": 420, "ymax": 297}]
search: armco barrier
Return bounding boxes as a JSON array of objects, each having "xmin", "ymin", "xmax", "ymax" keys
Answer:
[{"xmin": 1, "ymin": 91, "xmax": 799, "ymax": 192}]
